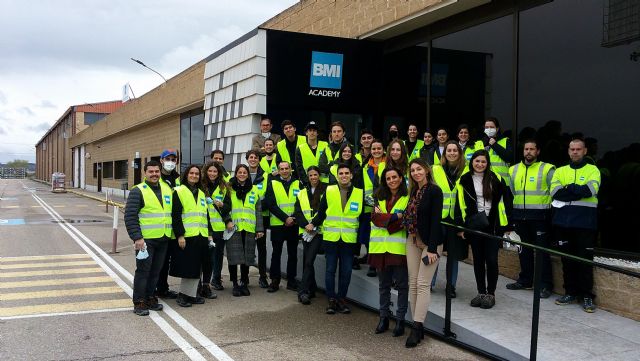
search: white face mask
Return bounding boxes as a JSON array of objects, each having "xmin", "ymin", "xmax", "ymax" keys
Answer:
[
  {"xmin": 484, "ymin": 128, "xmax": 497, "ymax": 138},
  {"xmin": 261, "ymin": 132, "xmax": 271, "ymax": 138},
  {"xmin": 163, "ymin": 161, "xmax": 176, "ymax": 172}
]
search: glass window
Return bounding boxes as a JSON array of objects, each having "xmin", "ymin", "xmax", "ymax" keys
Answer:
[
  {"xmin": 84, "ymin": 112, "xmax": 107, "ymax": 125},
  {"xmin": 431, "ymin": 15, "xmax": 514, "ymax": 140},
  {"xmin": 114, "ymin": 160, "xmax": 128, "ymax": 179},
  {"xmin": 180, "ymin": 110, "xmax": 205, "ymax": 171},
  {"xmin": 102, "ymin": 161, "xmax": 113, "ymax": 179},
  {"xmin": 519, "ymin": 0, "xmax": 640, "ymax": 253}
]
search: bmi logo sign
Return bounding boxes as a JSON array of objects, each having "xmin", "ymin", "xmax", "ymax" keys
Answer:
[{"xmin": 309, "ymin": 51, "xmax": 343, "ymax": 97}]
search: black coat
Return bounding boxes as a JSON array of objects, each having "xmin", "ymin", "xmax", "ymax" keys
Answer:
[
  {"xmin": 454, "ymin": 172, "xmax": 513, "ymax": 235},
  {"xmin": 170, "ymin": 186, "xmax": 207, "ymax": 279},
  {"xmin": 412, "ymin": 183, "xmax": 444, "ymax": 253}
]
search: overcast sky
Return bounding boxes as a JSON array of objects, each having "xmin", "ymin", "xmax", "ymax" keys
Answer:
[{"xmin": 0, "ymin": 0, "xmax": 298, "ymax": 163}]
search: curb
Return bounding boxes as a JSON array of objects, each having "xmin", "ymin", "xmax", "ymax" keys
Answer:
[{"xmin": 67, "ymin": 189, "xmax": 125, "ymax": 209}]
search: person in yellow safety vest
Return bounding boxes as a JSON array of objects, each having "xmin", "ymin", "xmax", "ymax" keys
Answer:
[
  {"xmin": 210, "ymin": 149, "xmax": 232, "ymax": 182},
  {"xmin": 125, "ymin": 160, "xmax": 173, "ymax": 316},
  {"xmin": 356, "ymin": 128, "xmax": 374, "ymax": 166},
  {"xmin": 201, "ymin": 161, "xmax": 231, "ymax": 295},
  {"xmin": 430, "ymin": 141, "xmax": 468, "ymax": 298},
  {"xmin": 226, "ymin": 164, "xmax": 264, "ymax": 297},
  {"xmin": 406, "ymin": 124, "xmax": 425, "ymax": 162},
  {"xmin": 360, "ymin": 139, "xmax": 387, "ymax": 277},
  {"xmin": 263, "ymin": 160, "xmax": 302, "ymax": 293},
  {"xmin": 551, "ymin": 139, "xmax": 600, "ymax": 313},
  {"xmin": 328, "ymin": 143, "xmax": 362, "ymax": 186},
  {"xmin": 418, "ymin": 129, "xmax": 436, "ymax": 162},
  {"xmin": 156, "ymin": 149, "xmax": 180, "ymax": 300},
  {"xmin": 293, "ymin": 166, "xmax": 327, "ymax": 305},
  {"xmin": 171, "ymin": 165, "xmax": 210, "ymax": 308},
  {"xmin": 505, "ymin": 139, "xmax": 555, "ymax": 299},
  {"xmin": 454, "ymin": 150, "xmax": 513, "ymax": 310},
  {"xmin": 294, "ymin": 121, "xmax": 328, "ymax": 187},
  {"xmin": 319, "ymin": 121, "xmax": 348, "ymax": 182},
  {"xmin": 245, "ymin": 150, "xmax": 271, "ymax": 289},
  {"xmin": 427, "ymin": 127, "xmax": 450, "ymax": 166},
  {"xmin": 456, "ymin": 124, "xmax": 476, "ymax": 164},
  {"xmin": 369, "ymin": 167, "xmax": 410, "ymax": 337},
  {"xmin": 308, "ymin": 163, "xmax": 364, "ymax": 315},
  {"xmin": 380, "ymin": 139, "xmax": 409, "ymax": 180},
  {"xmin": 276, "ymin": 119, "xmax": 306, "ymax": 179},
  {"xmin": 260, "ymin": 138, "xmax": 281, "ymax": 178},
  {"xmin": 471, "ymin": 117, "xmax": 513, "ymax": 184}
]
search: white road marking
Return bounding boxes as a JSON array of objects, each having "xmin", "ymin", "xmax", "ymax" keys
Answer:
[
  {"xmin": 30, "ymin": 193, "xmax": 210, "ymax": 361},
  {"xmin": 0, "ymin": 307, "xmax": 131, "ymax": 320}
]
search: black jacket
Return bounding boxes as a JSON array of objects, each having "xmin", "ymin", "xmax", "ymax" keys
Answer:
[
  {"xmin": 412, "ymin": 183, "xmax": 444, "ymax": 253},
  {"xmin": 479, "ymin": 135, "xmax": 514, "ymax": 165},
  {"xmin": 293, "ymin": 183, "xmax": 327, "ymax": 226},
  {"xmin": 124, "ymin": 180, "xmax": 163, "ymax": 241},
  {"xmin": 454, "ymin": 172, "xmax": 513, "ymax": 234}
]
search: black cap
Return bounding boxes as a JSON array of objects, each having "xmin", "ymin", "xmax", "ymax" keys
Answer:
[{"xmin": 305, "ymin": 121, "xmax": 319, "ymax": 131}]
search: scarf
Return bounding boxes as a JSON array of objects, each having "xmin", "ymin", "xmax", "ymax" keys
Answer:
[{"xmin": 230, "ymin": 177, "xmax": 253, "ymax": 202}]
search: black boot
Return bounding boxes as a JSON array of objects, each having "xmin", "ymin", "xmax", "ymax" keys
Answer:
[
  {"xmin": 405, "ymin": 322, "xmax": 422, "ymax": 348},
  {"xmin": 392, "ymin": 319, "xmax": 404, "ymax": 337},
  {"xmin": 267, "ymin": 279, "xmax": 280, "ymax": 293},
  {"xmin": 375, "ymin": 317, "xmax": 389, "ymax": 334}
]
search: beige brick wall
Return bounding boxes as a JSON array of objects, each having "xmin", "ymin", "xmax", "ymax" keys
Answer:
[
  {"xmin": 262, "ymin": 0, "xmax": 445, "ymax": 38},
  {"xmin": 84, "ymin": 115, "xmax": 180, "ymax": 190}
]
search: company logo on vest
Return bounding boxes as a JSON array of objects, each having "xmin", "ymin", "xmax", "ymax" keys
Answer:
[{"xmin": 309, "ymin": 51, "xmax": 342, "ymax": 97}]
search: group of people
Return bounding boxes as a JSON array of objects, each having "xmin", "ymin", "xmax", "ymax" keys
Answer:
[{"xmin": 126, "ymin": 116, "xmax": 600, "ymax": 349}]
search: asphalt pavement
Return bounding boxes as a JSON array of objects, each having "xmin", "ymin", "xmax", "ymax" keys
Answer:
[{"xmin": 0, "ymin": 179, "xmax": 482, "ymax": 360}]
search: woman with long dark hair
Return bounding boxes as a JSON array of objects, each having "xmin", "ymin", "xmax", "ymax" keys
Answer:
[
  {"xmin": 329, "ymin": 142, "xmax": 362, "ymax": 186},
  {"xmin": 201, "ymin": 161, "xmax": 231, "ymax": 294},
  {"xmin": 454, "ymin": 150, "xmax": 512, "ymax": 309},
  {"xmin": 430, "ymin": 141, "xmax": 467, "ymax": 297},
  {"xmin": 171, "ymin": 164, "xmax": 209, "ymax": 307},
  {"xmin": 370, "ymin": 167, "xmax": 409, "ymax": 338},
  {"xmin": 383, "ymin": 139, "xmax": 409, "ymax": 178},
  {"xmin": 402, "ymin": 158, "xmax": 443, "ymax": 348},
  {"xmin": 227, "ymin": 164, "xmax": 264, "ymax": 297}
]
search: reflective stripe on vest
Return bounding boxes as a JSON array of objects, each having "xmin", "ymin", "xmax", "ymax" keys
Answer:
[
  {"xmin": 175, "ymin": 185, "xmax": 208, "ymax": 237},
  {"xmin": 509, "ymin": 161, "xmax": 554, "ymax": 210},
  {"xmin": 260, "ymin": 157, "xmax": 278, "ymax": 174},
  {"xmin": 277, "ymin": 135, "xmax": 305, "ymax": 163},
  {"xmin": 270, "ymin": 179, "xmax": 301, "ymax": 226},
  {"xmin": 550, "ymin": 163, "xmax": 600, "ymax": 208},
  {"xmin": 369, "ymin": 196, "xmax": 409, "ymax": 255},
  {"xmin": 207, "ymin": 186, "xmax": 227, "ymax": 231},
  {"xmin": 322, "ymin": 186, "xmax": 363, "ymax": 243},
  {"xmin": 136, "ymin": 181, "xmax": 172, "ymax": 239},
  {"xmin": 231, "ymin": 186, "xmax": 259, "ymax": 233},
  {"xmin": 431, "ymin": 165, "xmax": 457, "ymax": 220},
  {"xmin": 408, "ymin": 140, "xmax": 425, "ymax": 161},
  {"xmin": 297, "ymin": 189, "xmax": 322, "ymax": 235}
]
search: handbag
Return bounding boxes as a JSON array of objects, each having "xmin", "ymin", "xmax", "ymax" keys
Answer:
[{"xmin": 462, "ymin": 185, "xmax": 490, "ymax": 231}]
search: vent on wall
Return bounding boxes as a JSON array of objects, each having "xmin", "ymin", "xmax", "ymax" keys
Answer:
[{"xmin": 602, "ymin": 0, "xmax": 640, "ymax": 47}]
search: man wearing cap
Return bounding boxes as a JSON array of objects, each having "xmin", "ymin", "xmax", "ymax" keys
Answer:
[
  {"xmin": 125, "ymin": 160, "xmax": 172, "ymax": 315},
  {"xmin": 155, "ymin": 149, "xmax": 180, "ymax": 299},
  {"xmin": 252, "ymin": 116, "xmax": 281, "ymax": 156},
  {"xmin": 276, "ymin": 120, "xmax": 306, "ymax": 179},
  {"xmin": 295, "ymin": 121, "xmax": 328, "ymax": 188}
]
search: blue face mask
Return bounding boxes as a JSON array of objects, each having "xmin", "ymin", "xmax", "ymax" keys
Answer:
[{"xmin": 136, "ymin": 248, "xmax": 149, "ymax": 260}]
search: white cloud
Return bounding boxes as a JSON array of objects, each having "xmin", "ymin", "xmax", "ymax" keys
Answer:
[{"xmin": 0, "ymin": 0, "xmax": 298, "ymax": 163}]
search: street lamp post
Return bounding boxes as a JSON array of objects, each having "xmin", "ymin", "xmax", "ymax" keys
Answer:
[{"xmin": 130, "ymin": 58, "xmax": 167, "ymax": 83}]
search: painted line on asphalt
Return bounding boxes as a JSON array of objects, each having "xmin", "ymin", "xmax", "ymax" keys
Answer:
[
  {"xmin": 0, "ymin": 267, "xmax": 104, "ymax": 278},
  {"xmin": 31, "ymin": 193, "xmax": 213, "ymax": 361},
  {"xmin": 0, "ymin": 299, "xmax": 132, "ymax": 317},
  {"xmin": 33, "ymin": 192, "xmax": 235, "ymax": 361},
  {"xmin": 0, "ymin": 254, "xmax": 91, "ymax": 262},
  {"xmin": 1, "ymin": 286, "xmax": 124, "ymax": 301},
  {"xmin": 0, "ymin": 307, "xmax": 131, "ymax": 320},
  {"xmin": 0, "ymin": 260, "xmax": 97, "ymax": 269},
  {"xmin": 0, "ymin": 276, "xmax": 113, "ymax": 289}
]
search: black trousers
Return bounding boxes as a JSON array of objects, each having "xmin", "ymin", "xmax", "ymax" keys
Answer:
[
  {"xmin": 255, "ymin": 216, "xmax": 269, "ymax": 279},
  {"xmin": 299, "ymin": 233, "xmax": 322, "ymax": 295},
  {"xmin": 515, "ymin": 220, "xmax": 553, "ymax": 289},
  {"xmin": 133, "ymin": 238, "xmax": 168, "ymax": 301},
  {"xmin": 378, "ymin": 264, "xmax": 408, "ymax": 319},
  {"xmin": 155, "ymin": 240, "xmax": 172, "ymax": 293},
  {"xmin": 211, "ymin": 233, "xmax": 225, "ymax": 283},
  {"xmin": 469, "ymin": 231, "xmax": 500, "ymax": 295},
  {"xmin": 270, "ymin": 225, "xmax": 299, "ymax": 281},
  {"xmin": 556, "ymin": 227, "xmax": 595, "ymax": 299}
]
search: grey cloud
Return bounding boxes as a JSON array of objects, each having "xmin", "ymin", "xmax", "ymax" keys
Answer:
[
  {"xmin": 26, "ymin": 122, "xmax": 52, "ymax": 133},
  {"xmin": 37, "ymin": 100, "xmax": 56, "ymax": 108},
  {"xmin": 18, "ymin": 107, "xmax": 35, "ymax": 116}
]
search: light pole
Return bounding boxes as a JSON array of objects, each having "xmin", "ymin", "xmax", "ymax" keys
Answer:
[{"xmin": 130, "ymin": 58, "xmax": 167, "ymax": 83}]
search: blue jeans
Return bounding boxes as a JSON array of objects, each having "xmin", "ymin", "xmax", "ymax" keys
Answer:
[
  {"xmin": 324, "ymin": 240, "xmax": 353, "ymax": 299},
  {"xmin": 431, "ymin": 259, "xmax": 459, "ymax": 288}
]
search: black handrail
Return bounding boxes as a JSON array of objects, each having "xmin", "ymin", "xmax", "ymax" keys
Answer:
[{"xmin": 439, "ymin": 221, "xmax": 639, "ymax": 361}]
